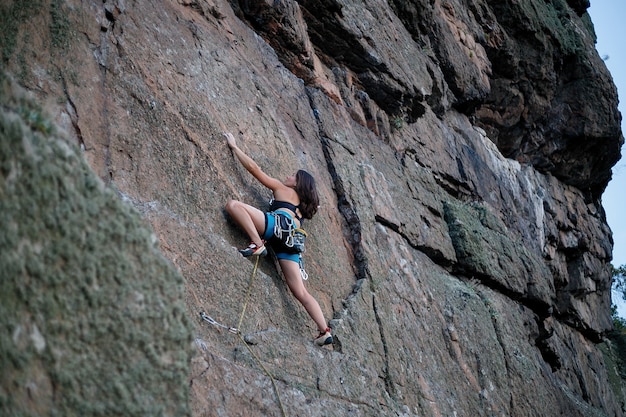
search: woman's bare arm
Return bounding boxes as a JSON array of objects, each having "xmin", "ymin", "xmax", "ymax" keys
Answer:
[{"xmin": 225, "ymin": 132, "xmax": 284, "ymax": 191}]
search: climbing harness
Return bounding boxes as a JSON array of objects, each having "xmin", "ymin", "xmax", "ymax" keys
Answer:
[
  {"xmin": 271, "ymin": 212, "xmax": 307, "ymax": 254},
  {"xmin": 270, "ymin": 211, "xmax": 309, "ymax": 280},
  {"xmin": 199, "ymin": 256, "xmax": 287, "ymax": 417}
]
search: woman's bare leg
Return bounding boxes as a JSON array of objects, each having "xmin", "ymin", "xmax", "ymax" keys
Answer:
[
  {"xmin": 227, "ymin": 202, "xmax": 328, "ymax": 332},
  {"xmin": 279, "ymin": 259, "xmax": 328, "ymax": 333},
  {"xmin": 225, "ymin": 200, "xmax": 266, "ymax": 246}
]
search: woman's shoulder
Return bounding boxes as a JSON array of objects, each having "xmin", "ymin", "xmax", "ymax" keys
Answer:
[{"xmin": 273, "ymin": 187, "xmax": 299, "ymax": 203}]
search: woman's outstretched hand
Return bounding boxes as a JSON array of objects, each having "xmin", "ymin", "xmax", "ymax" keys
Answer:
[
  {"xmin": 224, "ymin": 132, "xmax": 237, "ymax": 149},
  {"xmin": 224, "ymin": 131, "xmax": 275, "ymax": 189}
]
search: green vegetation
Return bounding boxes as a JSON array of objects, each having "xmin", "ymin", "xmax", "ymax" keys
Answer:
[
  {"xmin": 50, "ymin": 0, "xmax": 71, "ymax": 51},
  {"xmin": 613, "ymin": 265, "xmax": 626, "ymax": 297},
  {"xmin": 612, "ymin": 264, "xmax": 626, "ymax": 329},
  {"xmin": 608, "ymin": 264, "xmax": 626, "ymax": 382},
  {"xmin": 0, "ymin": 0, "xmax": 72, "ymax": 71},
  {"xmin": 0, "ymin": 74, "xmax": 55, "ymax": 136},
  {"xmin": 0, "ymin": 1, "xmax": 41, "ymax": 65},
  {"xmin": 391, "ymin": 115, "xmax": 404, "ymax": 131},
  {"xmin": 18, "ymin": 105, "xmax": 55, "ymax": 135}
]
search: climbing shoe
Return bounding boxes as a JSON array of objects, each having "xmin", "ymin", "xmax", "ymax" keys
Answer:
[
  {"xmin": 239, "ymin": 242, "xmax": 267, "ymax": 257},
  {"xmin": 314, "ymin": 328, "xmax": 333, "ymax": 346}
]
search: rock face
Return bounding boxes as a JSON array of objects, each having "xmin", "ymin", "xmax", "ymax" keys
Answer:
[
  {"xmin": 0, "ymin": 78, "xmax": 192, "ymax": 415},
  {"xmin": 1, "ymin": 0, "xmax": 625, "ymax": 416}
]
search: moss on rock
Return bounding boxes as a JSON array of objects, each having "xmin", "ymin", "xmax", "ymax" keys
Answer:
[
  {"xmin": 0, "ymin": 76, "xmax": 192, "ymax": 417},
  {"xmin": 443, "ymin": 200, "xmax": 553, "ymax": 307}
]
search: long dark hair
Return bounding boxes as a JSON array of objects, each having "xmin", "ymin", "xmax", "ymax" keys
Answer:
[{"xmin": 295, "ymin": 170, "xmax": 319, "ymax": 219}]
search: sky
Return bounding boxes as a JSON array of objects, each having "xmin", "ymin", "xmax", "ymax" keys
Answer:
[{"xmin": 587, "ymin": 1, "xmax": 626, "ymax": 316}]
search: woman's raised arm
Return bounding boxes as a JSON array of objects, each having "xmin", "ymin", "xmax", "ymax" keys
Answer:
[{"xmin": 225, "ymin": 132, "xmax": 284, "ymax": 191}]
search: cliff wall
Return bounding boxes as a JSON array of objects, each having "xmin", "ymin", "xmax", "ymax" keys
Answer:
[{"xmin": 1, "ymin": 0, "xmax": 625, "ymax": 415}]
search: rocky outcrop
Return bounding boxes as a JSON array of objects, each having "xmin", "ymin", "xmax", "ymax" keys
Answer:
[
  {"xmin": 1, "ymin": 0, "xmax": 624, "ymax": 416},
  {"xmin": 0, "ymin": 77, "xmax": 192, "ymax": 416}
]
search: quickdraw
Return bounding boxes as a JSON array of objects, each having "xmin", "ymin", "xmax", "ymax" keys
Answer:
[
  {"xmin": 199, "ymin": 311, "xmax": 239, "ymax": 334},
  {"xmin": 198, "ymin": 256, "xmax": 287, "ymax": 417}
]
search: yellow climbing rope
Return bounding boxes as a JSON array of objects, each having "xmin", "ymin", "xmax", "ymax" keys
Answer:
[
  {"xmin": 237, "ymin": 255, "xmax": 260, "ymax": 332},
  {"xmin": 200, "ymin": 256, "xmax": 287, "ymax": 417}
]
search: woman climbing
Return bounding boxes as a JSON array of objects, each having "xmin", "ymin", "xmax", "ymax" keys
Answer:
[{"xmin": 224, "ymin": 132, "xmax": 333, "ymax": 346}]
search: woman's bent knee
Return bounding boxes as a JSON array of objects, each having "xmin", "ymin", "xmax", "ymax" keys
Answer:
[{"xmin": 225, "ymin": 199, "xmax": 239, "ymax": 214}]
